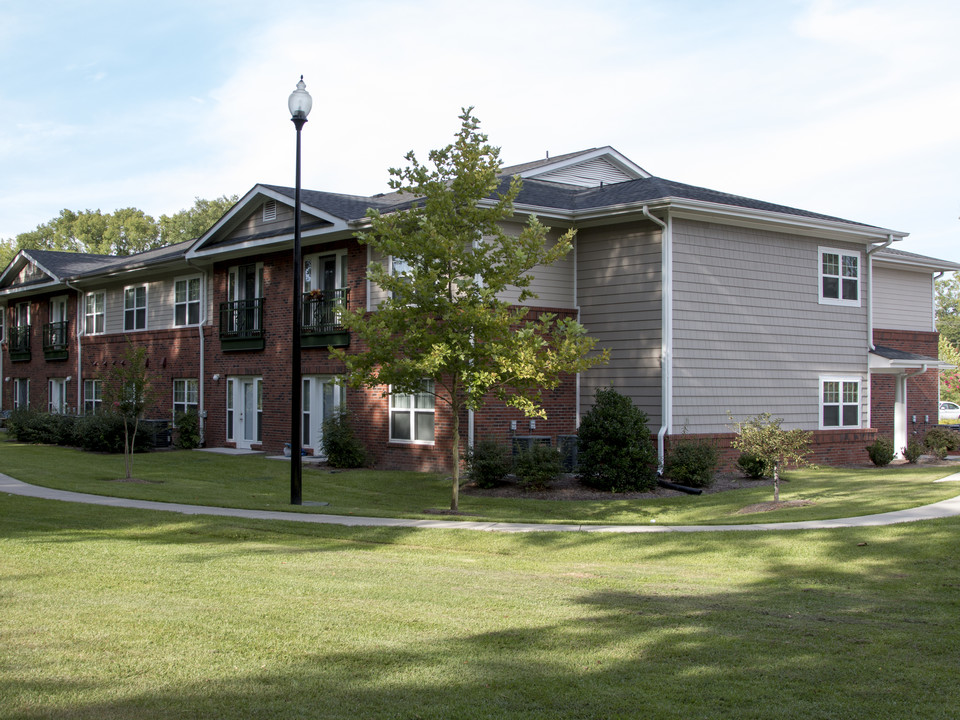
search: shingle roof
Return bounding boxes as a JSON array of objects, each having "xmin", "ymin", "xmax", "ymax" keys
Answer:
[{"xmin": 21, "ymin": 240, "xmax": 194, "ymax": 281}]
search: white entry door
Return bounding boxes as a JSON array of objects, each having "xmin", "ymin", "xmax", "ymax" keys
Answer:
[
  {"xmin": 302, "ymin": 376, "xmax": 343, "ymax": 455},
  {"xmin": 227, "ymin": 376, "xmax": 262, "ymax": 448}
]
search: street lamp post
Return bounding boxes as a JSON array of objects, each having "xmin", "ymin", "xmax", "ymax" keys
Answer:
[{"xmin": 288, "ymin": 75, "xmax": 312, "ymax": 505}]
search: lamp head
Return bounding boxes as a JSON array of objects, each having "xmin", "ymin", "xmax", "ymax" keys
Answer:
[{"xmin": 288, "ymin": 75, "xmax": 312, "ymax": 121}]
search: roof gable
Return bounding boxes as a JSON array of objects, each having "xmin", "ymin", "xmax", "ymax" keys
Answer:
[{"xmin": 506, "ymin": 147, "xmax": 650, "ymax": 187}]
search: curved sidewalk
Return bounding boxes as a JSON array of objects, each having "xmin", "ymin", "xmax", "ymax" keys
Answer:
[{"xmin": 3, "ymin": 472, "xmax": 960, "ymax": 533}]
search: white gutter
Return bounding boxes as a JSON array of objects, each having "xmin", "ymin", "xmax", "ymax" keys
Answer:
[
  {"xmin": 866, "ymin": 236, "xmax": 895, "ymax": 351},
  {"xmin": 65, "ymin": 281, "xmax": 84, "ymax": 412},
  {"xmin": 933, "ymin": 271, "xmax": 945, "ymax": 332},
  {"xmin": 641, "ymin": 207, "xmax": 671, "ymax": 472}
]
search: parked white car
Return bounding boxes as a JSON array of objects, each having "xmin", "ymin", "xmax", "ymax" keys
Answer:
[{"xmin": 939, "ymin": 401, "xmax": 960, "ymax": 422}]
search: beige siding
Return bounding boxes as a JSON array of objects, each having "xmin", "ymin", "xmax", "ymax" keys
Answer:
[
  {"xmin": 873, "ymin": 264, "xmax": 934, "ymax": 331},
  {"xmin": 98, "ymin": 272, "xmax": 215, "ymax": 335},
  {"xmin": 672, "ymin": 219, "xmax": 869, "ymax": 433},
  {"xmin": 577, "ymin": 221, "xmax": 663, "ymax": 427},
  {"xmin": 497, "ymin": 222, "xmax": 575, "ymax": 309},
  {"xmin": 225, "ymin": 202, "xmax": 297, "ymax": 243}
]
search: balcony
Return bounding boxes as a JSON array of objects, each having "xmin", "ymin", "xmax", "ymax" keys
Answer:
[
  {"xmin": 43, "ymin": 321, "xmax": 69, "ymax": 361},
  {"xmin": 219, "ymin": 299, "xmax": 265, "ymax": 351},
  {"xmin": 301, "ymin": 288, "xmax": 350, "ymax": 348},
  {"xmin": 9, "ymin": 325, "xmax": 30, "ymax": 361}
]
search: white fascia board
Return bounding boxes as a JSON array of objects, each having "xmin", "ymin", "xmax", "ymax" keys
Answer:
[
  {"xmin": 514, "ymin": 147, "xmax": 651, "ymax": 181},
  {"xmin": 869, "ymin": 354, "xmax": 952, "ymax": 373},
  {"xmin": 0, "ymin": 279, "xmax": 63, "ymax": 298},
  {"xmin": 873, "ymin": 255, "xmax": 960, "ymax": 273},
  {"xmin": 188, "ymin": 224, "xmax": 352, "ymax": 262},
  {"xmin": 186, "ymin": 185, "xmax": 349, "ymax": 260},
  {"xmin": 0, "ymin": 250, "xmax": 64, "ymax": 293}
]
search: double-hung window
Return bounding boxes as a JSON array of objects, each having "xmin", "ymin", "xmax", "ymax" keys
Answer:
[
  {"xmin": 173, "ymin": 379, "xmax": 199, "ymax": 419},
  {"xmin": 84, "ymin": 379, "xmax": 102, "ymax": 415},
  {"xmin": 174, "ymin": 276, "xmax": 201, "ymax": 326},
  {"xmin": 390, "ymin": 380, "xmax": 435, "ymax": 443},
  {"xmin": 124, "ymin": 285, "xmax": 147, "ymax": 331},
  {"xmin": 819, "ymin": 248, "xmax": 860, "ymax": 306},
  {"xmin": 84, "ymin": 291, "xmax": 105, "ymax": 335},
  {"xmin": 821, "ymin": 377, "xmax": 861, "ymax": 429}
]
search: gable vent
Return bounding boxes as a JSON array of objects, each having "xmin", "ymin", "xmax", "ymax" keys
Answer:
[
  {"xmin": 262, "ymin": 200, "xmax": 277, "ymax": 222},
  {"xmin": 534, "ymin": 158, "xmax": 635, "ymax": 187}
]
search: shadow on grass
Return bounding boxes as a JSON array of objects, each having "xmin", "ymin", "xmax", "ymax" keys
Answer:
[{"xmin": 3, "ymin": 493, "xmax": 960, "ymax": 719}]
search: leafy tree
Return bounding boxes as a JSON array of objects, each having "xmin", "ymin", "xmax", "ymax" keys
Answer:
[
  {"xmin": 159, "ymin": 195, "xmax": 237, "ymax": 245},
  {"xmin": 940, "ymin": 334, "xmax": 960, "ymax": 405},
  {"xmin": 729, "ymin": 412, "xmax": 813, "ymax": 502},
  {"xmin": 334, "ymin": 108, "xmax": 608, "ymax": 511},
  {"xmin": 102, "ymin": 344, "xmax": 158, "ymax": 479},
  {"xmin": 936, "ymin": 273, "xmax": 960, "ymax": 348}
]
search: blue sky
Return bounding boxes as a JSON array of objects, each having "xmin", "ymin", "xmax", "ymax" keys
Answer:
[{"xmin": 1, "ymin": 0, "xmax": 958, "ymax": 261}]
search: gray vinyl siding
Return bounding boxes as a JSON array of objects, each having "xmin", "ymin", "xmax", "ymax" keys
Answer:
[
  {"xmin": 98, "ymin": 273, "xmax": 214, "ymax": 334},
  {"xmin": 672, "ymin": 219, "xmax": 869, "ymax": 432},
  {"xmin": 225, "ymin": 202, "xmax": 296, "ymax": 243},
  {"xmin": 498, "ymin": 223, "xmax": 575, "ymax": 309},
  {"xmin": 872, "ymin": 264, "xmax": 934, "ymax": 331},
  {"xmin": 577, "ymin": 221, "xmax": 663, "ymax": 427}
]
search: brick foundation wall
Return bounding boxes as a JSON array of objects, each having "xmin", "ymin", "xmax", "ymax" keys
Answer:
[{"xmin": 871, "ymin": 329, "xmax": 941, "ymax": 442}]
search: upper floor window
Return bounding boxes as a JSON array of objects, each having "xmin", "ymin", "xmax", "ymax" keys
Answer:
[
  {"xmin": 175, "ymin": 276, "xmax": 201, "ymax": 326},
  {"xmin": 389, "ymin": 379, "xmax": 435, "ymax": 444},
  {"xmin": 124, "ymin": 285, "xmax": 147, "ymax": 331},
  {"xmin": 14, "ymin": 301, "xmax": 30, "ymax": 328},
  {"xmin": 821, "ymin": 376, "xmax": 861, "ymax": 429},
  {"xmin": 0, "ymin": 306, "xmax": 4, "ymax": 341},
  {"xmin": 819, "ymin": 248, "xmax": 860, "ymax": 307},
  {"xmin": 84, "ymin": 291, "xmax": 105, "ymax": 335}
]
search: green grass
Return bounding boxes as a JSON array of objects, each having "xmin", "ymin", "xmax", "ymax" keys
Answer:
[
  {"xmin": 2, "ymin": 440, "xmax": 959, "ymax": 525},
  {"xmin": 1, "ymin": 492, "xmax": 959, "ymax": 719}
]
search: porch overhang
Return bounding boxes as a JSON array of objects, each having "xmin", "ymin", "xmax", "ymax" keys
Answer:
[{"xmin": 868, "ymin": 346, "xmax": 953, "ymax": 375}]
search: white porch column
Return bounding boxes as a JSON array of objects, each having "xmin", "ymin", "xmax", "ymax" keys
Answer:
[{"xmin": 893, "ymin": 373, "xmax": 907, "ymax": 458}]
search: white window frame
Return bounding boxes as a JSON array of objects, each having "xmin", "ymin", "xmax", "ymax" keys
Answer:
[
  {"xmin": 0, "ymin": 305, "xmax": 5, "ymax": 342},
  {"xmin": 390, "ymin": 255, "xmax": 413, "ymax": 301},
  {"xmin": 174, "ymin": 276, "xmax": 202, "ymax": 327},
  {"xmin": 13, "ymin": 378, "xmax": 29, "ymax": 409},
  {"xmin": 84, "ymin": 379, "xmax": 102, "ymax": 415},
  {"xmin": 15, "ymin": 301, "xmax": 30, "ymax": 328},
  {"xmin": 303, "ymin": 250, "xmax": 348, "ymax": 292},
  {"xmin": 84, "ymin": 290, "xmax": 105, "ymax": 335},
  {"xmin": 173, "ymin": 378, "xmax": 199, "ymax": 421},
  {"xmin": 819, "ymin": 247, "xmax": 861, "ymax": 307},
  {"xmin": 48, "ymin": 378, "xmax": 67, "ymax": 414},
  {"xmin": 389, "ymin": 379, "xmax": 436, "ymax": 444},
  {"xmin": 820, "ymin": 375, "xmax": 862, "ymax": 429},
  {"xmin": 123, "ymin": 284, "xmax": 148, "ymax": 331}
]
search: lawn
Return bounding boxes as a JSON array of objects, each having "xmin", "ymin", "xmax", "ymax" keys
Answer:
[
  {"xmin": 1, "ymin": 491, "xmax": 959, "ymax": 719},
  {"xmin": 2, "ymin": 439, "xmax": 959, "ymax": 525}
]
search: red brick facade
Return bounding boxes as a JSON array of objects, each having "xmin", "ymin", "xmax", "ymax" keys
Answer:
[{"xmin": 871, "ymin": 329, "xmax": 941, "ymax": 443}]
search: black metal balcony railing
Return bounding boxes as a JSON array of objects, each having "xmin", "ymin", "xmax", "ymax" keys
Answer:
[
  {"xmin": 42, "ymin": 321, "xmax": 69, "ymax": 360},
  {"xmin": 301, "ymin": 288, "xmax": 350, "ymax": 348},
  {"xmin": 219, "ymin": 299, "xmax": 265, "ymax": 351},
  {"xmin": 10, "ymin": 325, "xmax": 31, "ymax": 361}
]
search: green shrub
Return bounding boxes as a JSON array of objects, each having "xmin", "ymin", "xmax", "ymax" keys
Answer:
[
  {"xmin": 321, "ymin": 409, "xmax": 367, "ymax": 468},
  {"xmin": 866, "ymin": 436, "xmax": 895, "ymax": 467},
  {"xmin": 577, "ymin": 387, "xmax": 658, "ymax": 493},
  {"xmin": 664, "ymin": 439, "xmax": 718, "ymax": 488},
  {"xmin": 736, "ymin": 452, "xmax": 768, "ymax": 479},
  {"xmin": 74, "ymin": 413, "xmax": 153, "ymax": 454},
  {"xmin": 924, "ymin": 427, "xmax": 960, "ymax": 460},
  {"xmin": 174, "ymin": 411, "xmax": 202, "ymax": 449},
  {"xmin": 513, "ymin": 443, "xmax": 562, "ymax": 491},
  {"xmin": 6, "ymin": 408, "xmax": 152, "ymax": 454},
  {"xmin": 465, "ymin": 438, "xmax": 509, "ymax": 488},
  {"xmin": 903, "ymin": 439, "xmax": 924, "ymax": 464}
]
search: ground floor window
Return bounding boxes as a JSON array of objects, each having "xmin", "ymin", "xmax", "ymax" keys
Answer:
[
  {"xmin": 390, "ymin": 379, "xmax": 435, "ymax": 443},
  {"xmin": 84, "ymin": 379, "xmax": 102, "ymax": 415},
  {"xmin": 13, "ymin": 378, "xmax": 29, "ymax": 409},
  {"xmin": 48, "ymin": 378, "xmax": 67, "ymax": 414},
  {"xmin": 821, "ymin": 376, "xmax": 861, "ymax": 429},
  {"xmin": 302, "ymin": 376, "xmax": 344, "ymax": 452},
  {"xmin": 173, "ymin": 378, "xmax": 199, "ymax": 421}
]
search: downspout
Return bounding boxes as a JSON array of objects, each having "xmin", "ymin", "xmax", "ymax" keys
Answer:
[
  {"xmin": 185, "ymin": 259, "xmax": 208, "ymax": 446},
  {"xmin": 574, "ymin": 234, "xmax": 581, "ymax": 428},
  {"xmin": 65, "ymin": 281, "xmax": 84, "ymax": 412},
  {"xmin": 642, "ymin": 207, "xmax": 671, "ymax": 472},
  {"xmin": 934, "ymin": 271, "xmax": 944, "ymax": 403}
]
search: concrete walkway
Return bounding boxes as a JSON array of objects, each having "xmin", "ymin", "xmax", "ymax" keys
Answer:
[{"xmin": 3, "ymin": 472, "xmax": 960, "ymax": 533}]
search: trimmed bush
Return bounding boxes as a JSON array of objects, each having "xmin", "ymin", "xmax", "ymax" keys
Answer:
[
  {"xmin": 6, "ymin": 408, "xmax": 152, "ymax": 454},
  {"xmin": 465, "ymin": 438, "xmax": 510, "ymax": 488},
  {"xmin": 903, "ymin": 439, "xmax": 924, "ymax": 464},
  {"xmin": 664, "ymin": 439, "xmax": 719, "ymax": 488},
  {"xmin": 577, "ymin": 387, "xmax": 657, "ymax": 493},
  {"xmin": 866, "ymin": 436, "xmax": 895, "ymax": 467},
  {"xmin": 736, "ymin": 452, "xmax": 768, "ymax": 479},
  {"xmin": 513, "ymin": 443, "xmax": 562, "ymax": 491},
  {"xmin": 924, "ymin": 427, "xmax": 960, "ymax": 460},
  {"xmin": 321, "ymin": 409, "xmax": 367, "ymax": 468},
  {"xmin": 174, "ymin": 411, "xmax": 202, "ymax": 450}
]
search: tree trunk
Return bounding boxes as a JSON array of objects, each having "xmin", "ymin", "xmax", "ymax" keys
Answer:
[
  {"xmin": 773, "ymin": 462, "xmax": 780, "ymax": 503},
  {"xmin": 123, "ymin": 422, "xmax": 132, "ymax": 479},
  {"xmin": 451, "ymin": 404, "xmax": 460, "ymax": 512}
]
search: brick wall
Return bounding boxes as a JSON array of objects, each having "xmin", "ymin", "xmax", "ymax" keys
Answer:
[{"xmin": 871, "ymin": 329, "xmax": 941, "ymax": 442}]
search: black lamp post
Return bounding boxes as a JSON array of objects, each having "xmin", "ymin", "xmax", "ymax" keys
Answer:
[{"xmin": 288, "ymin": 75, "xmax": 312, "ymax": 505}]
